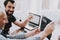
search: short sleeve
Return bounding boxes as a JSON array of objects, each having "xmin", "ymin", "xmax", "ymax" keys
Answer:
[{"xmin": 11, "ymin": 15, "xmax": 16, "ymax": 22}]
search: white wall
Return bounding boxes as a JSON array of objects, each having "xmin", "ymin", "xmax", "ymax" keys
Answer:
[{"xmin": 29, "ymin": 0, "xmax": 60, "ymax": 21}]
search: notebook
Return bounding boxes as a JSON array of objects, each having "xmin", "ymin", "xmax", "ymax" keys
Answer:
[{"xmin": 25, "ymin": 13, "xmax": 42, "ymax": 31}]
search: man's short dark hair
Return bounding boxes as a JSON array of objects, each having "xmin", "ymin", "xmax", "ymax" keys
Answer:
[{"xmin": 4, "ymin": 0, "xmax": 15, "ymax": 7}]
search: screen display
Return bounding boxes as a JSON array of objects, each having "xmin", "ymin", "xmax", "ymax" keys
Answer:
[{"xmin": 29, "ymin": 13, "xmax": 41, "ymax": 26}]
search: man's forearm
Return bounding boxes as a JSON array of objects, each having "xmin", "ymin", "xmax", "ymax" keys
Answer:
[
  {"xmin": 25, "ymin": 29, "xmax": 39, "ymax": 38},
  {"xmin": 25, "ymin": 31, "xmax": 35, "ymax": 38},
  {"xmin": 40, "ymin": 22, "xmax": 54, "ymax": 40}
]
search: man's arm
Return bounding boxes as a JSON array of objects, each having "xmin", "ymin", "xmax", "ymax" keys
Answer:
[
  {"xmin": 13, "ymin": 15, "xmax": 33, "ymax": 28},
  {"xmin": 0, "ymin": 34, "xmax": 22, "ymax": 40},
  {"xmin": 40, "ymin": 22, "xmax": 55, "ymax": 40},
  {"xmin": 25, "ymin": 28, "xmax": 40, "ymax": 38}
]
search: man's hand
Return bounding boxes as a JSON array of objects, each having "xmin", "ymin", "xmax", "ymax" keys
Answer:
[
  {"xmin": 26, "ymin": 15, "xmax": 33, "ymax": 22},
  {"xmin": 25, "ymin": 27, "xmax": 40, "ymax": 38},
  {"xmin": 33, "ymin": 28, "xmax": 40, "ymax": 35}
]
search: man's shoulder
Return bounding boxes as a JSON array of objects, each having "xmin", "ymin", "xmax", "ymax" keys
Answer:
[
  {"xmin": 10, "ymin": 15, "xmax": 16, "ymax": 22},
  {"xmin": 9, "ymin": 15, "xmax": 15, "ymax": 18}
]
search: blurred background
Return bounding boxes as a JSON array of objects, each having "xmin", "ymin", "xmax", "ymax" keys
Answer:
[{"xmin": 0, "ymin": 0, "xmax": 60, "ymax": 40}]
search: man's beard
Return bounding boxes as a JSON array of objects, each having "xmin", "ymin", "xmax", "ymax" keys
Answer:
[{"xmin": 5, "ymin": 10, "xmax": 14, "ymax": 16}]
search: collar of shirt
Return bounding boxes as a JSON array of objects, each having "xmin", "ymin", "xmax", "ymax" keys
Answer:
[{"xmin": 0, "ymin": 29, "xmax": 2, "ymax": 34}]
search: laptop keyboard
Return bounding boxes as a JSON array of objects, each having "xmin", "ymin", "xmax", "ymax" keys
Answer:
[{"xmin": 28, "ymin": 23, "xmax": 36, "ymax": 27}]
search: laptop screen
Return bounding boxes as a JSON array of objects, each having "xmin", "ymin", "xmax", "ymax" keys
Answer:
[{"xmin": 29, "ymin": 13, "xmax": 41, "ymax": 26}]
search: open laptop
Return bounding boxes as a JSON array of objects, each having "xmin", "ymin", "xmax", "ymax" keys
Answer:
[{"xmin": 24, "ymin": 13, "xmax": 42, "ymax": 31}]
